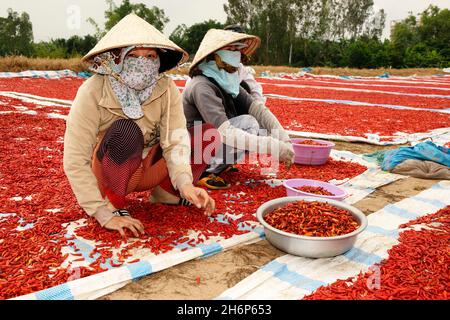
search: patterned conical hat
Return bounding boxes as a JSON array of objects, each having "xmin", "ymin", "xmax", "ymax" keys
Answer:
[
  {"xmin": 189, "ymin": 29, "xmax": 261, "ymax": 76},
  {"xmin": 83, "ymin": 14, "xmax": 188, "ymax": 72}
]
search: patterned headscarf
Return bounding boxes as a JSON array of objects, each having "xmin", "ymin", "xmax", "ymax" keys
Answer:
[{"xmin": 90, "ymin": 46, "xmax": 161, "ymax": 119}]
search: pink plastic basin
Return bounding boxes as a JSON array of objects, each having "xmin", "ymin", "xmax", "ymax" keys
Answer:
[
  {"xmin": 291, "ymin": 138, "xmax": 335, "ymax": 165},
  {"xmin": 283, "ymin": 178, "xmax": 347, "ymax": 201}
]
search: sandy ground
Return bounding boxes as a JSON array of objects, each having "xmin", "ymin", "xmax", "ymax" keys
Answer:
[{"xmin": 99, "ymin": 141, "xmax": 439, "ymax": 300}]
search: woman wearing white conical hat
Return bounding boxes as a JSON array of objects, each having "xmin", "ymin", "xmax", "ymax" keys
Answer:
[
  {"xmin": 223, "ymin": 24, "xmax": 266, "ymax": 104},
  {"xmin": 183, "ymin": 29, "xmax": 294, "ymax": 189},
  {"xmin": 64, "ymin": 14, "xmax": 219, "ymax": 237}
]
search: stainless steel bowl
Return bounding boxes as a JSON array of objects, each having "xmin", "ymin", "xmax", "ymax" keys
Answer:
[{"xmin": 256, "ymin": 196, "xmax": 368, "ymax": 258}]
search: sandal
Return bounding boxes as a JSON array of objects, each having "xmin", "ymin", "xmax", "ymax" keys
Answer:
[
  {"xmin": 150, "ymin": 186, "xmax": 192, "ymax": 206},
  {"xmin": 178, "ymin": 198, "xmax": 193, "ymax": 206},
  {"xmin": 197, "ymin": 173, "xmax": 231, "ymax": 190},
  {"xmin": 222, "ymin": 165, "xmax": 239, "ymax": 174}
]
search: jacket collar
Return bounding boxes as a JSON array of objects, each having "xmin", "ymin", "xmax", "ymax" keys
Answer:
[{"xmin": 98, "ymin": 75, "xmax": 168, "ymax": 110}]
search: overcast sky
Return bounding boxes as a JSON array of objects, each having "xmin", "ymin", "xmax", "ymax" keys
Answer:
[{"xmin": 1, "ymin": 0, "xmax": 449, "ymax": 42}]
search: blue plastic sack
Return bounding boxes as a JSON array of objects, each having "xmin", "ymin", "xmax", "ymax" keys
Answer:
[
  {"xmin": 77, "ymin": 71, "xmax": 92, "ymax": 78},
  {"xmin": 381, "ymin": 141, "xmax": 450, "ymax": 171}
]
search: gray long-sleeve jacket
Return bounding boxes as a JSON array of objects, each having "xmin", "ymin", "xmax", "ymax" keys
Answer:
[
  {"xmin": 182, "ymin": 75, "xmax": 292, "ymax": 155},
  {"xmin": 182, "ymin": 75, "xmax": 254, "ymax": 129}
]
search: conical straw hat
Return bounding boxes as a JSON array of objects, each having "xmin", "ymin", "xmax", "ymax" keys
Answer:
[
  {"xmin": 83, "ymin": 14, "xmax": 188, "ymax": 72},
  {"xmin": 189, "ymin": 29, "xmax": 261, "ymax": 76}
]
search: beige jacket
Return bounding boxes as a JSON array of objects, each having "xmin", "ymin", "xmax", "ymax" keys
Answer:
[{"xmin": 63, "ymin": 74, "xmax": 193, "ymax": 221}]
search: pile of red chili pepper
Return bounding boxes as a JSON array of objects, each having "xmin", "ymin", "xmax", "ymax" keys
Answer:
[
  {"xmin": 0, "ymin": 94, "xmax": 369, "ymax": 299},
  {"xmin": 295, "ymin": 139, "xmax": 327, "ymax": 146},
  {"xmin": 264, "ymin": 201, "xmax": 359, "ymax": 237},
  {"xmin": 266, "ymin": 98, "xmax": 450, "ymax": 141},
  {"xmin": 1, "ymin": 74, "xmax": 447, "ymax": 299},
  {"xmin": 239, "ymin": 154, "xmax": 368, "ymax": 181},
  {"xmin": 257, "ymin": 78, "xmax": 450, "ymax": 95},
  {"xmin": 258, "ymin": 75, "xmax": 450, "ymax": 85},
  {"xmin": 294, "ymin": 186, "xmax": 335, "ymax": 196},
  {"xmin": 0, "ymin": 78, "xmax": 85, "ymax": 100},
  {"xmin": 303, "ymin": 205, "xmax": 450, "ymax": 300},
  {"xmin": 262, "ymin": 83, "xmax": 450, "ymax": 109}
]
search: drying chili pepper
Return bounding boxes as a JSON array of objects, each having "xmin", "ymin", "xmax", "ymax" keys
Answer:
[
  {"xmin": 264, "ymin": 201, "xmax": 359, "ymax": 237},
  {"xmin": 303, "ymin": 205, "xmax": 450, "ymax": 300},
  {"xmin": 263, "ymin": 84, "xmax": 450, "ymax": 109},
  {"xmin": 127, "ymin": 259, "xmax": 140, "ymax": 264},
  {"xmin": 109, "ymin": 260, "xmax": 123, "ymax": 268},
  {"xmin": 0, "ymin": 78, "xmax": 84, "ymax": 100},
  {"xmin": 257, "ymin": 78, "xmax": 450, "ymax": 95},
  {"xmin": 266, "ymin": 98, "xmax": 450, "ymax": 142},
  {"xmin": 293, "ymin": 186, "xmax": 335, "ymax": 196},
  {"xmin": 295, "ymin": 139, "xmax": 327, "ymax": 146},
  {"xmin": 0, "ymin": 78, "xmax": 378, "ymax": 300}
]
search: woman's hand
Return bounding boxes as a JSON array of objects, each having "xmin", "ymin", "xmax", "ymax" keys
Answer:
[
  {"xmin": 104, "ymin": 216, "xmax": 145, "ymax": 238},
  {"xmin": 279, "ymin": 141, "xmax": 295, "ymax": 169},
  {"xmin": 179, "ymin": 184, "xmax": 216, "ymax": 216}
]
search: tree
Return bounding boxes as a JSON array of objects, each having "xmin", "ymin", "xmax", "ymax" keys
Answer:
[
  {"xmin": 32, "ymin": 41, "xmax": 66, "ymax": 59},
  {"xmin": 390, "ymin": 6, "xmax": 449, "ymax": 67},
  {"xmin": 169, "ymin": 24, "xmax": 188, "ymax": 51},
  {"xmin": 390, "ymin": 14, "xmax": 419, "ymax": 66},
  {"xmin": 418, "ymin": 6, "xmax": 450, "ymax": 53},
  {"xmin": 88, "ymin": 0, "xmax": 169, "ymax": 39},
  {"xmin": 65, "ymin": 35, "xmax": 98, "ymax": 57},
  {"xmin": 224, "ymin": 0, "xmax": 298, "ymax": 64},
  {"xmin": 0, "ymin": 8, "xmax": 34, "ymax": 56},
  {"xmin": 404, "ymin": 43, "xmax": 444, "ymax": 68},
  {"xmin": 170, "ymin": 20, "xmax": 225, "ymax": 55},
  {"xmin": 223, "ymin": 0, "xmax": 386, "ymax": 66},
  {"xmin": 32, "ymin": 35, "xmax": 98, "ymax": 59}
]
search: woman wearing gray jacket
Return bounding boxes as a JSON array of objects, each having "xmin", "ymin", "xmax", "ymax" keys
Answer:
[{"xmin": 183, "ymin": 29, "xmax": 294, "ymax": 189}]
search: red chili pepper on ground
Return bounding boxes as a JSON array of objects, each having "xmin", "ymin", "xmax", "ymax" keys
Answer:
[
  {"xmin": 304, "ymin": 205, "xmax": 450, "ymax": 300},
  {"xmin": 0, "ymin": 79, "xmax": 383, "ymax": 300},
  {"xmin": 127, "ymin": 259, "xmax": 140, "ymax": 264}
]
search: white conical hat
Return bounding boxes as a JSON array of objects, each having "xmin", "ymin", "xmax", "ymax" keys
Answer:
[
  {"xmin": 83, "ymin": 14, "xmax": 188, "ymax": 72},
  {"xmin": 189, "ymin": 29, "xmax": 261, "ymax": 76}
]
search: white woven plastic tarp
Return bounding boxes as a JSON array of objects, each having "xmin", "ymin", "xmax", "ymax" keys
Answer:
[
  {"xmin": 0, "ymin": 91, "xmax": 72, "ymax": 107},
  {"xmin": 216, "ymin": 181, "xmax": 450, "ymax": 300},
  {"xmin": 0, "ymin": 70, "xmax": 79, "ymax": 79}
]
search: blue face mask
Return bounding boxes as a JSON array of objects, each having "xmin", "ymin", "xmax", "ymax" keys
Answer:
[
  {"xmin": 199, "ymin": 50, "xmax": 241, "ymax": 98},
  {"xmin": 216, "ymin": 50, "xmax": 241, "ymax": 67}
]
